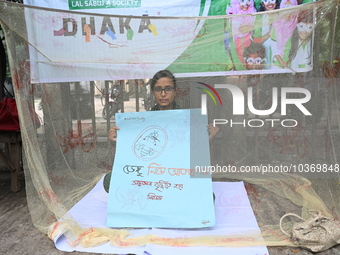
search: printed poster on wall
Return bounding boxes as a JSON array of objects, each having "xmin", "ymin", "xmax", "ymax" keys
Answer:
[
  {"xmin": 106, "ymin": 109, "xmax": 215, "ymax": 228},
  {"xmin": 24, "ymin": 0, "xmax": 318, "ymax": 83}
]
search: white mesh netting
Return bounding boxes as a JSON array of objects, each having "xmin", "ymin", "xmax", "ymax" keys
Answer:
[{"xmin": 1, "ymin": 0, "xmax": 340, "ymax": 251}]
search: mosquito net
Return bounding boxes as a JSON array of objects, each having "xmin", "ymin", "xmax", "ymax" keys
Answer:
[{"xmin": 1, "ymin": 0, "xmax": 340, "ymax": 251}]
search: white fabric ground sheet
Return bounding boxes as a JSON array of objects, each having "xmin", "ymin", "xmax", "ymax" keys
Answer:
[{"xmin": 53, "ymin": 178, "xmax": 269, "ymax": 255}]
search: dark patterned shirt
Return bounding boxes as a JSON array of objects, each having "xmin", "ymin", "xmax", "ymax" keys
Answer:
[{"xmin": 150, "ymin": 102, "xmax": 180, "ymax": 111}]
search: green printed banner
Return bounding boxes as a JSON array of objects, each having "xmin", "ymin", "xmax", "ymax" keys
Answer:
[
  {"xmin": 24, "ymin": 0, "xmax": 320, "ymax": 83},
  {"xmin": 69, "ymin": 0, "xmax": 141, "ymax": 10}
]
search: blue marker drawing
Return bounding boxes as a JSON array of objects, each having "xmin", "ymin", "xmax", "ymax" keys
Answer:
[
  {"xmin": 144, "ymin": 251, "xmax": 152, "ymax": 255},
  {"xmin": 107, "ymin": 109, "xmax": 215, "ymax": 228},
  {"xmin": 106, "ymin": 27, "xmax": 116, "ymax": 40}
]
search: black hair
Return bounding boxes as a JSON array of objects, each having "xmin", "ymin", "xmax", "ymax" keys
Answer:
[
  {"xmin": 257, "ymin": 0, "xmax": 280, "ymax": 12},
  {"xmin": 297, "ymin": 9, "xmax": 314, "ymax": 24},
  {"xmin": 244, "ymin": 41, "xmax": 266, "ymax": 59},
  {"xmin": 150, "ymin": 70, "xmax": 177, "ymax": 91},
  {"xmin": 288, "ymin": 27, "xmax": 312, "ymax": 65}
]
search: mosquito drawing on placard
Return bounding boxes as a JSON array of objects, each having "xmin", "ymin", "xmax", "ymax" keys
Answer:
[
  {"xmin": 143, "ymin": 130, "xmax": 160, "ymax": 146},
  {"xmin": 133, "ymin": 126, "xmax": 168, "ymax": 161},
  {"xmin": 135, "ymin": 143, "xmax": 156, "ymax": 157},
  {"xmin": 115, "ymin": 186, "xmax": 148, "ymax": 210}
]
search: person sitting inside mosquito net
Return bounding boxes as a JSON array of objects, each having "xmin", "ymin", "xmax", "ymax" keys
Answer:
[
  {"xmin": 104, "ymin": 69, "xmax": 220, "ymax": 192},
  {"xmin": 109, "ymin": 69, "xmax": 219, "ymax": 142}
]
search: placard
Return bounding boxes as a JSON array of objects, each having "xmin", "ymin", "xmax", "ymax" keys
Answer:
[{"xmin": 107, "ymin": 109, "xmax": 215, "ymax": 228}]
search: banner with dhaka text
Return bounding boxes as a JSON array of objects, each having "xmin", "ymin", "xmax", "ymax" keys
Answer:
[{"xmin": 23, "ymin": 0, "xmax": 321, "ymax": 83}]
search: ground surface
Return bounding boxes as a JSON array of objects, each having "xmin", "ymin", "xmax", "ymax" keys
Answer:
[{"xmin": 1, "ymin": 170, "xmax": 340, "ymax": 255}]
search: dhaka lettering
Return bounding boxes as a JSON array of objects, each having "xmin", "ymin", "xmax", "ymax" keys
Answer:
[{"xmin": 54, "ymin": 16, "xmax": 152, "ymax": 37}]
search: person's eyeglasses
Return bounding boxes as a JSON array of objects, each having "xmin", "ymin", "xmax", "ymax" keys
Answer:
[
  {"xmin": 153, "ymin": 87, "xmax": 175, "ymax": 94},
  {"xmin": 297, "ymin": 23, "xmax": 314, "ymax": 33},
  {"xmin": 245, "ymin": 57, "xmax": 266, "ymax": 64},
  {"xmin": 261, "ymin": 0, "xmax": 276, "ymax": 4}
]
